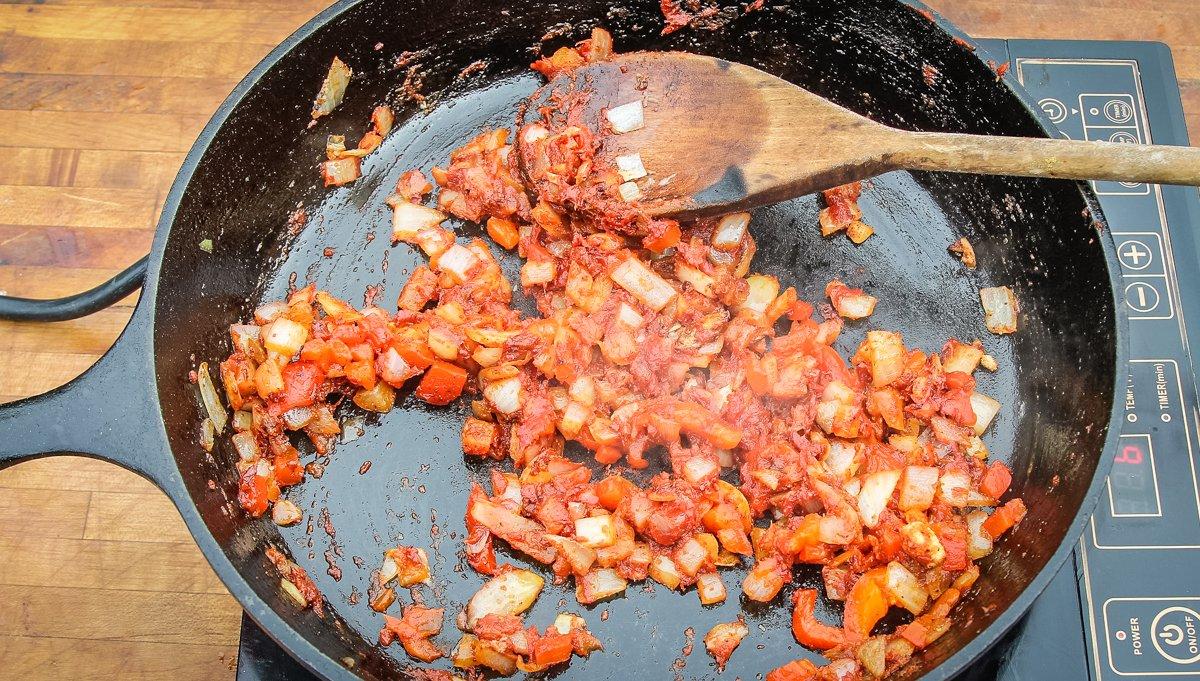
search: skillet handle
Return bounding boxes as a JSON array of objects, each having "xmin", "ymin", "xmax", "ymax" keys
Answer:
[{"xmin": 0, "ymin": 307, "xmax": 179, "ymax": 489}]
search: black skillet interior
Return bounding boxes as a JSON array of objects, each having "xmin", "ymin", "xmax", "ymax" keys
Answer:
[{"xmin": 151, "ymin": 0, "xmax": 1119, "ymax": 678}]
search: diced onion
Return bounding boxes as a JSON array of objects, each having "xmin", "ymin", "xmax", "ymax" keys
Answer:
[
  {"xmin": 884, "ymin": 561, "xmax": 928, "ymax": 614},
  {"xmin": 966, "ymin": 510, "xmax": 994, "ymax": 559},
  {"xmin": 615, "ymin": 153, "xmax": 648, "ymax": 181},
  {"xmin": 197, "ymin": 362, "xmax": 228, "ymax": 434},
  {"xmin": 712, "ymin": 213, "xmax": 750, "ymax": 251},
  {"xmin": 311, "ymin": 56, "xmax": 352, "ymax": 119},
  {"xmin": 740, "ymin": 275, "xmax": 779, "ymax": 315},
  {"xmin": 618, "ymin": 181, "xmax": 642, "ymax": 202},
  {"xmin": 615, "ymin": 302, "xmax": 645, "ymax": 328},
  {"xmin": 272, "ymin": 499, "xmax": 303, "ymax": 526},
  {"xmin": 938, "ymin": 470, "xmax": 971, "ymax": 507},
  {"xmin": 466, "ymin": 569, "xmax": 544, "ymax": 629},
  {"xmin": 254, "ymin": 301, "xmax": 288, "ymax": 325},
  {"xmin": 674, "ymin": 536, "xmax": 710, "ymax": 577},
  {"xmin": 648, "ymin": 555, "xmax": 682, "ymax": 590},
  {"xmin": 392, "ymin": 202, "xmax": 447, "ymax": 243},
  {"xmin": 263, "ymin": 318, "xmax": 308, "ymax": 358},
  {"xmin": 574, "ymin": 515, "xmax": 617, "ymax": 548},
  {"xmin": 520, "ymin": 260, "xmax": 556, "ymax": 287},
  {"xmin": 199, "ymin": 418, "xmax": 215, "ymax": 452},
  {"xmin": 281, "ymin": 578, "xmax": 308, "ymax": 607},
  {"xmin": 676, "ymin": 263, "xmax": 715, "ymax": 298},
  {"xmin": 861, "ymin": 330, "xmax": 905, "ymax": 387},
  {"xmin": 232, "ymin": 431, "xmax": 259, "ymax": 461},
  {"xmin": 282, "ymin": 407, "xmax": 314, "ymax": 430},
  {"xmin": 857, "ymin": 469, "xmax": 901, "ymax": 528},
  {"xmin": 484, "ymin": 377, "xmax": 522, "ymax": 415},
  {"xmin": 696, "ymin": 572, "xmax": 727, "ymax": 605},
  {"xmin": 898, "ymin": 466, "xmax": 938, "ymax": 511},
  {"xmin": 970, "ymin": 392, "xmax": 1001, "ymax": 435},
  {"xmin": 577, "ymin": 567, "xmax": 628, "ymax": 604},
  {"xmin": 980, "ymin": 285, "xmax": 1018, "ymax": 334},
  {"xmin": 683, "ymin": 457, "xmax": 720, "ymax": 484},
  {"xmin": 558, "ymin": 401, "xmax": 590, "ymax": 438},
  {"xmin": 437, "ymin": 244, "xmax": 480, "ymax": 284},
  {"xmin": 834, "ymin": 292, "xmax": 878, "ymax": 320},
  {"xmin": 611, "ymin": 257, "xmax": 676, "ymax": 312},
  {"xmin": 605, "ymin": 100, "xmax": 644, "ymax": 133},
  {"xmin": 232, "ymin": 410, "xmax": 253, "ymax": 432},
  {"xmin": 823, "ymin": 441, "xmax": 859, "ymax": 480}
]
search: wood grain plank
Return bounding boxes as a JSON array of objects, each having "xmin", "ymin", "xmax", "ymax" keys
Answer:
[
  {"xmin": 0, "ymin": 487, "xmax": 91, "ymax": 539},
  {"xmin": 0, "ymin": 583, "xmax": 242, "ymax": 645},
  {"xmin": 83, "ymin": 490, "xmax": 194, "ymax": 544},
  {"xmin": 0, "ymin": 6, "xmax": 314, "ymax": 45},
  {"xmin": 0, "ymin": 35, "xmax": 272, "ymax": 79},
  {"xmin": 0, "ymin": 456, "xmax": 153, "ymax": 494},
  {"xmin": 0, "ymin": 535, "xmax": 227, "ymax": 594},
  {"xmin": 0, "ymin": 73, "xmax": 237, "ymax": 115},
  {"xmin": 0, "ymin": 636, "xmax": 238, "ymax": 681},
  {"xmin": 0, "ymin": 111, "xmax": 208, "ymax": 152},
  {"xmin": 0, "ymin": 186, "xmax": 160, "ymax": 229},
  {"xmin": 0, "ymin": 266, "xmax": 140, "ymax": 301},
  {"xmin": 0, "ymin": 350, "xmax": 103, "ymax": 395},
  {"xmin": 0, "ymin": 317, "xmax": 130, "ymax": 359},
  {"xmin": 0, "ymin": 225, "xmax": 152, "ymax": 268}
]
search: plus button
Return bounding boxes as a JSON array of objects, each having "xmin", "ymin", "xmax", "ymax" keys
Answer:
[{"xmin": 1118, "ymin": 240, "xmax": 1153, "ymax": 271}]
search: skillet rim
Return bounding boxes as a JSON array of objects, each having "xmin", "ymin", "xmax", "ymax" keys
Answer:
[{"xmin": 139, "ymin": 1, "xmax": 1130, "ymax": 678}]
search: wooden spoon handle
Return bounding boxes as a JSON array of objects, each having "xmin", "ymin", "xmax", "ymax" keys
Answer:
[{"xmin": 889, "ymin": 130, "xmax": 1200, "ymax": 186}]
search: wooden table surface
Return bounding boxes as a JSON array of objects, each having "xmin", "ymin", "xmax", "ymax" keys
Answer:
[{"xmin": 0, "ymin": 1, "xmax": 1195, "ymax": 678}]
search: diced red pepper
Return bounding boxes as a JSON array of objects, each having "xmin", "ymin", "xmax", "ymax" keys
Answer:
[
  {"xmin": 414, "ymin": 360, "xmax": 468, "ymax": 405},
  {"xmin": 272, "ymin": 361, "xmax": 326, "ymax": 414},
  {"xmin": 274, "ymin": 447, "xmax": 305, "ymax": 486},
  {"xmin": 982, "ymin": 498, "xmax": 1027, "ymax": 539},
  {"xmin": 980, "ymin": 461, "xmax": 1013, "ymax": 500},
  {"xmin": 531, "ymin": 633, "xmax": 574, "ymax": 666},
  {"xmin": 791, "ymin": 589, "xmax": 846, "ymax": 649},
  {"xmin": 643, "ymin": 220, "xmax": 681, "ymax": 253}
]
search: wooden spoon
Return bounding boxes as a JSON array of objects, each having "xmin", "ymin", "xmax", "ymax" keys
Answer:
[{"xmin": 544, "ymin": 52, "xmax": 1200, "ymax": 219}]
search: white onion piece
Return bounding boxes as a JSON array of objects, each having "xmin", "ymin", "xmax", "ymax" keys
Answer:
[
  {"xmin": 437, "ymin": 243, "xmax": 479, "ymax": 283},
  {"xmin": 898, "ymin": 465, "xmax": 939, "ymax": 511},
  {"xmin": 466, "ymin": 569, "xmax": 544, "ymax": 629},
  {"xmin": 484, "ymin": 377, "xmax": 522, "ymax": 415},
  {"xmin": 605, "ymin": 100, "xmax": 644, "ymax": 133},
  {"xmin": 740, "ymin": 275, "xmax": 779, "ymax": 314},
  {"xmin": 618, "ymin": 181, "xmax": 642, "ymax": 202},
  {"xmin": 520, "ymin": 260, "xmax": 556, "ymax": 287},
  {"xmin": 717, "ymin": 448, "xmax": 735, "ymax": 468},
  {"xmin": 823, "ymin": 441, "xmax": 859, "ymax": 480},
  {"xmin": 857, "ymin": 470, "xmax": 901, "ymax": 528},
  {"xmin": 341, "ymin": 416, "xmax": 366, "ymax": 443},
  {"xmin": 649, "ymin": 555, "xmax": 683, "ymax": 590},
  {"xmin": 615, "ymin": 153, "xmax": 648, "ymax": 181},
  {"xmin": 673, "ymin": 536, "xmax": 709, "ymax": 577},
  {"xmin": 282, "ymin": 407, "xmax": 314, "ymax": 430},
  {"xmin": 970, "ymin": 392, "xmax": 1001, "ymax": 435},
  {"xmin": 197, "ymin": 362, "xmax": 228, "ymax": 434},
  {"xmin": 232, "ymin": 432, "xmax": 259, "ymax": 461},
  {"xmin": 272, "ymin": 500, "xmax": 303, "ymax": 526},
  {"xmin": 254, "ymin": 301, "xmax": 288, "ymax": 325},
  {"xmin": 558, "ymin": 401, "xmax": 590, "ymax": 438},
  {"xmin": 834, "ymin": 292, "xmax": 878, "ymax": 320},
  {"xmin": 938, "ymin": 470, "xmax": 971, "ymax": 507},
  {"xmin": 574, "ymin": 515, "xmax": 617, "ymax": 548},
  {"xmin": 682, "ymin": 457, "xmax": 720, "ymax": 484},
  {"xmin": 392, "ymin": 201, "xmax": 447, "ymax": 242},
  {"xmin": 612, "ymin": 258, "xmax": 677, "ymax": 311},
  {"xmin": 379, "ymin": 555, "xmax": 399, "ymax": 584},
  {"xmin": 577, "ymin": 568, "xmax": 628, "ymax": 604},
  {"xmin": 980, "ymin": 285, "xmax": 1018, "ymax": 334},
  {"xmin": 263, "ymin": 318, "xmax": 308, "ymax": 358},
  {"xmin": 675, "ymin": 263, "xmax": 715, "ymax": 297},
  {"xmin": 713, "ymin": 213, "xmax": 750, "ymax": 251},
  {"xmin": 199, "ymin": 418, "xmax": 215, "ymax": 452},
  {"xmin": 966, "ymin": 510, "xmax": 994, "ymax": 559},
  {"xmin": 615, "ymin": 302, "xmax": 645, "ymax": 329},
  {"xmin": 884, "ymin": 561, "xmax": 929, "ymax": 614}
]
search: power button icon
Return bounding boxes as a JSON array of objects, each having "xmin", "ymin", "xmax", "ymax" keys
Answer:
[{"xmin": 1152, "ymin": 606, "xmax": 1200, "ymax": 665}]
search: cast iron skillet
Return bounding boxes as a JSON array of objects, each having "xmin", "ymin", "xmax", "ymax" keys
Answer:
[{"xmin": 0, "ymin": 0, "xmax": 1127, "ymax": 678}]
